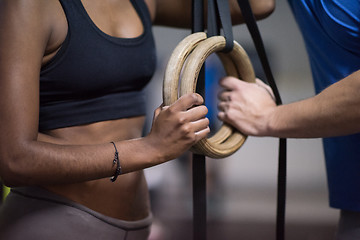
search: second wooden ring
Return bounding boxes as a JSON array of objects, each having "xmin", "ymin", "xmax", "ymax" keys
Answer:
[{"xmin": 163, "ymin": 33, "xmax": 255, "ymax": 158}]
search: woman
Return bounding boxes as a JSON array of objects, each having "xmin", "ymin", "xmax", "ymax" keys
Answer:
[{"xmin": 0, "ymin": 0, "xmax": 274, "ymax": 239}]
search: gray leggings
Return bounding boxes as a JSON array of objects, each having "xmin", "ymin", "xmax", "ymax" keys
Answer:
[
  {"xmin": 336, "ymin": 210, "xmax": 360, "ymax": 240},
  {"xmin": 0, "ymin": 187, "xmax": 152, "ymax": 240}
]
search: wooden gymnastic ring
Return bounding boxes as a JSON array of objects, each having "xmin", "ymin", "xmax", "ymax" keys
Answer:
[
  {"xmin": 163, "ymin": 33, "xmax": 255, "ymax": 158},
  {"xmin": 163, "ymin": 32, "xmax": 207, "ymax": 105}
]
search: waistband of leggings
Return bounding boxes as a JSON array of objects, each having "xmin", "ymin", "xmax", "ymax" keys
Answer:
[{"xmin": 11, "ymin": 186, "xmax": 153, "ymax": 231}]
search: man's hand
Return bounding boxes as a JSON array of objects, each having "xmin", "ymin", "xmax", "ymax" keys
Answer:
[{"xmin": 217, "ymin": 77, "xmax": 276, "ymax": 136}]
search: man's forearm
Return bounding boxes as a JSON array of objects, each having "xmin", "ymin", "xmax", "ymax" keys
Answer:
[{"xmin": 268, "ymin": 70, "xmax": 360, "ymax": 138}]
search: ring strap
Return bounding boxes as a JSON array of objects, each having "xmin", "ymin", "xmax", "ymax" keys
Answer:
[
  {"xmin": 191, "ymin": 1, "xmax": 207, "ymax": 240},
  {"xmin": 192, "ymin": 1, "xmax": 287, "ymax": 240},
  {"xmin": 207, "ymin": 0, "xmax": 234, "ymax": 52},
  {"xmin": 236, "ymin": 1, "xmax": 287, "ymax": 239}
]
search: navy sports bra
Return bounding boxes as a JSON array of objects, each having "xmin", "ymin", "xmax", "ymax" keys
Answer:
[{"xmin": 39, "ymin": 0, "xmax": 156, "ymax": 131}]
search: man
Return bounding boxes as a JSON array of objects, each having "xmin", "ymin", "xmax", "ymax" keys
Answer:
[{"xmin": 218, "ymin": 1, "xmax": 360, "ymax": 239}]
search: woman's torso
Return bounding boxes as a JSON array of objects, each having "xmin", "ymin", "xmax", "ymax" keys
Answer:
[{"xmin": 39, "ymin": 0, "xmax": 156, "ymax": 221}]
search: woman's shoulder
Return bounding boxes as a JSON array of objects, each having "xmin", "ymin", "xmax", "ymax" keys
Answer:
[
  {"xmin": 0, "ymin": 0, "xmax": 63, "ymax": 30},
  {"xmin": 0, "ymin": 0, "xmax": 67, "ymax": 58},
  {"xmin": 0, "ymin": 0, "xmax": 58, "ymax": 16}
]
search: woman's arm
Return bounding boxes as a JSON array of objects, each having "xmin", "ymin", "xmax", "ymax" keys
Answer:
[
  {"xmin": 217, "ymin": 71, "xmax": 360, "ymax": 138},
  {"xmin": 0, "ymin": 0, "xmax": 209, "ymax": 187},
  {"xmin": 152, "ymin": 0, "xmax": 275, "ymax": 28}
]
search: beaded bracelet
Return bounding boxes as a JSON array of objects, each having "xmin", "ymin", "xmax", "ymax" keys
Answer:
[{"xmin": 110, "ymin": 141, "xmax": 121, "ymax": 182}]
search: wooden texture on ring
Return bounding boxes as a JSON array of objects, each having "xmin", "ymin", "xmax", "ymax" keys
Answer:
[
  {"xmin": 163, "ymin": 32, "xmax": 207, "ymax": 105},
  {"xmin": 163, "ymin": 33, "xmax": 255, "ymax": 158}
]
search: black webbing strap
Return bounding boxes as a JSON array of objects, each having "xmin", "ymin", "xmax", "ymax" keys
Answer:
[
  {"xmin": 192, "ymin": 1, "xmax": 235, "ymax": 239},
  {"xmin": 207, "ymin": 0, "xmax": 220, "ymax": 36},
  {"xmin": 192, "ymin": 154, "xmax": 207, "ymax": 240},
  {"xmin": 236, "ymin": 1, "xmax": 287, "ymax": 240},
  {"xmin": 192, "ymin": 1, "xmax": 207, "ymax": 240},
  {"xmin": 192, "ymin": 1, "xmax": 287, "ymax": 240},
  {"xmin": 207, "ymin": 0, "xmax": 234, "ymax": 52},
  {"xmin": 192, "ymin": 0, "xmax": 204, "ymax": 33}
]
